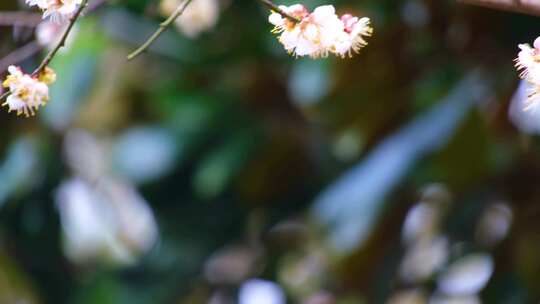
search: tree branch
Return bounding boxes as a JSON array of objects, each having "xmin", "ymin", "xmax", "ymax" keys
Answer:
[
  {"xmin": 258, "ymin": 0, "xmax": 301, "ymax": 23},
  {"xmin": 0, "ymin": 12, "xmax": 42, "ymax": 27},
  {"xmin": 126, "ymin": 0, "xmax": 193, "ymax": 61},
  {"xmin": 458, "ymin": 0, "xmax": 540, "ymax": 17},
  {"xmin": 0, "ymin": 0, "xmax": 105, "ymax": 28},
  {"xmin": 0, "ymin": 0, "xmax": 89, "ymax": 104},
  {"xmin": 0, "ymin": 41, "xmax": 43, "ymax": 74},
  {"xmin": 0, "ymin": 0, "xmax": 107, "ymax": 76},
  {"xmin": 31, "ymin": 0, "xmax": 89, "ymax": 76}
]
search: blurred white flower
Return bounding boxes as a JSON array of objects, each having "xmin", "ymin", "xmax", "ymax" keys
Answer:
[
  {"xmin": 56, "ymin": 177, "xmax": 158, "ymax": 266},
  {"xmin": 402, "ymin": 202, "xmax": 440, "ymax": 244},
  {"xmin": 102, "ymin": 178, "xmax": 159, "ymax": 254},
  {"xmin": 63, "ymin": 130, "xmax": 109, "ymax": 182},
  {"xmin": 26, "ymin": 0, "xmax": 83, "ymax": 23},
  {"xmin": 36, "ymin": 21, "xmax": 78, "ymax": 51},
  {"xmin": 238, "ymin": 279, "xmax": 286, "ymax": 304},
  {"xmin": 437, "ymin": 254, "xmax": 494, "ymax": 296},
  {"xmin": 400, "ymin": 236, "xmax": 449, "ymax": 283},
  {"xmin": 56, "ymin": 178, "xmax": 121, "ymax": 263},
  {"xmin": 475, "ymin": 203, "xmax": 512, "ymax": 247},
  {"xmin": 2, "ymin": 65, "xmax": 55, "ymax": 117},
  {"xmin": 429, "ymin": 293, "xmax": 480, "ymax": 304},
  {"xmin": 269, "ymin": 4, "xmax": 372, "ymax": 58},
  {"xmin": 204, "ymin": 245, "xmax": 259, "ymax": 285},
  {"xmin": 160, "ymin": 0, "xmax": 219, "ymax": 38}
]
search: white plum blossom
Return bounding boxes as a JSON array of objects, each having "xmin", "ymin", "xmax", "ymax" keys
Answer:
[
  {"xmin": 26, "ymin": 0, "xmax": 83, "ymax": 23},
  {"xmin": 268, "ymin": 4, "xmax": 373, "ymax": 59},
  {"xmin": 515, "ymin": 37, "xmax": 540, "ymax": 111},
  {"xmin": 160, "ymin": 0, "xmax": 220, "ymax": 38},
  {"xmin": 2, "ymin": 65, "xmax": 56, "ymax": 117},
  {"xmin": 334, "ymin": 14, "xmax": 373, "ymax": 57}
]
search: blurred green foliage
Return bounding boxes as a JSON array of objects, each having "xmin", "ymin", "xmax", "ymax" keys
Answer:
[{"xmin": 0, "ymin": 0, "xmax": 540, "ymax": 303}]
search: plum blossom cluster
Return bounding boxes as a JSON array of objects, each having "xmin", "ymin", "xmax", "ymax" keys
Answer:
[
  {"xmin": 515, "ymin": 37, "xmax": 540, "ymax": 111},
  {"xmin": 2, "ymin": 66, "xmax": 56, "ymax": 117},
  {"xmin": 26, "ymin": 0, "xmax": 83, "ymax": 22},
  {"xmin": 268, "ymin": 4, "xmax": 373, "ymax": 58}
]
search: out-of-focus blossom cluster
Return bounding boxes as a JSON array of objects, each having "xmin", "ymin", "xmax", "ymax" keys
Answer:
[
  {"xmin": 515, "ymin": 37, "xmax": 540, "ymax": 112},
  {"xmin": 2, "ymin": 65, "xmax": 56, "ymax": 117},
  {"xmin": 238, "ymin": 279, "xmax": 286, "ymax": 304},
  {"xmin": 268, "ymin": 4, "xmax": 372, "ymax": 58},
  {"xmin": 56, "ymin": 130, "xmax": 158, "ymax": 266},
  {"xmin": 390, "ymin": 185, "xmax": 512, "ymax": 304},
  {"xmin": 26, "ymin": 0, "xmax": 83, "ymax": 23},
  {"xmin": 399, "ymin": 185, "xmax": 451, "ymax": 285},
  {"xmin": 159, "ymin": 0, "xmax": 220, "ymax": 38}
]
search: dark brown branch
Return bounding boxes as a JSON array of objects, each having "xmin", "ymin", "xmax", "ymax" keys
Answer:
[
  {"xmin": 258, "ymin": 0, "xmax": 301, "ymax": 23},
  {"xmin": 458, "ymin": 0, "xmax": 540, "ymax": 17},
  {"xmin": 31, "ymin": 0, "xmax": 89, "ymax": 76},
  {"xmin": 0, "ymin": 0, "xmax": 106, "ymax": 27},
  {"xmin": 0, "ymin": 41, "xmax": 42, "ymax": 74}
]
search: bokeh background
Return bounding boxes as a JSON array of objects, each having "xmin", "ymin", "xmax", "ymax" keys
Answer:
[{"xmin": 0, "ymin": 0, "xmax": 539, "ymax": 303}]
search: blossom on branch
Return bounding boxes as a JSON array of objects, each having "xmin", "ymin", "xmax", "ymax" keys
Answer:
[
  {"xmin": 2, "ymin": 66, "xmax": 56, "ymax": 117},
  {"xmin": 515, "ymin": 37, "xmax": 540, "ymax": 111},
  {"xmin": 26, "ymin": 0, "xmax": 83, "ymax": 23},
  {"xmin": 268, "ymin": 4, "xmax": 373, "ymax": 59}
]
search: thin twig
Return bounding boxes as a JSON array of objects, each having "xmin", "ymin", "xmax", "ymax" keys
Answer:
[
  {"xmin": 0, "ymin": 0, "xmax": 105, "ymax": 72},
  {"xmin": 31, "ymin": 0, "xmax": 89, "ymax": 76},
  {"xmin": 0, "ymin": 41, "xmax": 43, "ymax": 74},
  {"xmin": 126, "ymin": 0, "xmax": 193, "ymax": 61},
  {"xmin": 0, "ymin": 0, "xmax": 107, "ymax": 27},
  {"xmin": 458, "ymin": 0, "xmax": 540, "ymax": 17},
  {"xmin": 258, "ymin": 0, "xmax": 301, "ymax": 23}
]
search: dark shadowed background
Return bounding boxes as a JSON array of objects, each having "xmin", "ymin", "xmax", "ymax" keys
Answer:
[{"xmin": 0, "ymin": 0, "xmax": 538, "ymax": 303}]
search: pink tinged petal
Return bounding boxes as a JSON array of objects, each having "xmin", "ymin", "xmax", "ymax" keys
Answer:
[
  {"xmin": 534, "ymin": 37, "xmax": 540, "ymax": 50},
  {"xmin": 287, "ymin": 4, "xmax": 308, "ymax": 18},
  {"xmin": 341, "ymin": 14, "xmax": 359, "ymax": 33}
]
